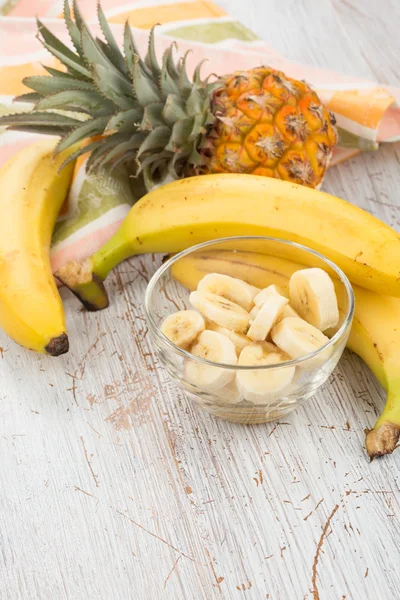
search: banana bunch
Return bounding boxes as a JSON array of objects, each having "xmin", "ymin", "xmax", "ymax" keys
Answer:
[
  {"xmin": 54, "ymin": 173, "xmax": 400, "ymax": 457},
  {"xmin": 56, "ymin": 174, "xmax": 400, "ymax": 308},
  {"xmin": 2, "ymin": 158, "xmax": 397, "ymax": 458},
  {"xmin": 0, "ymin": 140, "xmax": 76, "ymax": 355},
  {"xmin": 170, "ymin": 249, "xmax": 400, "ymax": 459}
]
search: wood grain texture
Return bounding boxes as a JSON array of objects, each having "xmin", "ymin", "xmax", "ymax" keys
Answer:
[{"xmin": 1, "ymin": 1, "xmax": 400, "ymax": 598}]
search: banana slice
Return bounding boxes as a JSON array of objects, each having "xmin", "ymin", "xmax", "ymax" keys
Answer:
[
  {"xmin": 289, "ymin": 268, "xmax": 339, "ymax": 331},
  {"xmin": 249, "ymin": 305, "xmax": 260, "ymax": 324},
  {"xmin": 237, "ymin": 343, "xmax": 295, "ymax": 403},
  {"xmin": 271, "ymin": 317, "xmax": 331, "ymax": 367},
  {"xmin": 254, "ymin": 284, "xmax": 287, "ymax": 307},
  {"xmin": 189, "ymin": 291, "xmax": 250, "ymax": 332},
  {"xmin": 197, "ymin": 273, "xmax": 259, "ymax": 311},
  {"xmin": 161, "ymin": 310, "xmax": 205, "ymax": 349},
  {"xmin": 247, "ymin": 293, "xmax": 288, "ymax": 341},
  {"xmin": 265, "ymin": 305, "xmax": 300, "ymax": 339},
  {"xmin": 250, "ymin": 304, "xmax": 298, "ymax": 335},
  {"xmin": 207, "ymin": 321, "xmax": 251, "ymax": 356},
  {"xmin": 282, "ymin": 304, "xmax": 300, "ymax": 319},
  {"xmin": 249, "ymin": 284, "xmax": 261, "ymax": 297},
  {"xmin": 324, "ymin": 309, "xmax": 346, "ymax": 338},
  {"xmin": 217, "ymin": 377, "xmax": 244, "ymax": 405},
  {"xmin": 185, "ymin": 330, "xmax": 237, "ymax": 389}
]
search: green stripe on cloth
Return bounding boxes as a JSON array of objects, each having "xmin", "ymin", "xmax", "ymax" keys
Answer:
[
  {"xmin": 166, "ymin": 21, "xmax": 258, "ymax": 43},
  {"xmin": 0, "ymin": 102, "xmax": 28, "ymax": 134},
  {"xmin": 337, "ymin": 128, "xmax": 379, "ymax": 151},
  {"xmin": 52, "ymin": 166, "xmax": 134, "ymax": 244},
  {"xmin": 0, "ymin": 103, "xmax": 18, "ymax": 116},
  {"xmin": 0, "ymin": 0, "xmax": 19, "ymax": 15}
]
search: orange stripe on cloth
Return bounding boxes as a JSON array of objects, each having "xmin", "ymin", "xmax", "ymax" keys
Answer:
[
  {"xmin": 107, "ymin": 1, "xmax": 226, "ymax": 28},
  {"xmin": 0, "ymin": 62, "xmax": 48, "ymax": 95},
  {"xmin": 327, "ymin": 88, "xmax": 394, "ymax": 129}
]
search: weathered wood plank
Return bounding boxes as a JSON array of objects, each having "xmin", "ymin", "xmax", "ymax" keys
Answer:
[{"xmin": 1, "ymin": 1, "xmax": 400, "ymax": 599}]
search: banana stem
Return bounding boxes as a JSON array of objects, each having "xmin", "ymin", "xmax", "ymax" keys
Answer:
[
  {"xmin": 55, "ymin": 229, "xmax": 132, "ymax": 311},
  {"xmin": 365, "ymin": 387, "xmax": 400, "ymax": 460},
  {"xmin": 91, "ymin": 232, "xmax": 133, "ymax": 281}
]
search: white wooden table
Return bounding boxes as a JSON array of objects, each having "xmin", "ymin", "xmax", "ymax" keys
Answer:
[{"xmin": 1, "ymin": 1, "xmax": 400, "ymax": 599}]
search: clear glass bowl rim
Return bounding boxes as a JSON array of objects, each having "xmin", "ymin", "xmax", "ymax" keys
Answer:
[{"xmin": 144, "ymin": 236, "xmax": 355, "ymax": 370}]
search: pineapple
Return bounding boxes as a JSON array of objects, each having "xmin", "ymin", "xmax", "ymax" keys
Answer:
[{"xmin": 0, "ymin": 1, "xmax": 337, "ymax": 190}]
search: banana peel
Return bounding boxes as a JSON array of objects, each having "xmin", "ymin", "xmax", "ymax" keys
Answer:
[
  {"xmin": 56, "ymin": 174, "xmax": 400, "ymax": 309},
  {"xmin": 0, "ymin": 140, "xmax": 76, "ymax": 354}
]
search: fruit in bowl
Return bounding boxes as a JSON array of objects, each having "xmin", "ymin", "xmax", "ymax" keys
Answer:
[
  {"xmin": 145, "ymin": 237, "xmax": 354, "ymax": 424},
  {"xmin": 169, "ymin": 240, "xmax": 400, "ymax": 458},
  {"xmin": 160, "ymin": 268, "xmax": 338, "ymax": 406}
]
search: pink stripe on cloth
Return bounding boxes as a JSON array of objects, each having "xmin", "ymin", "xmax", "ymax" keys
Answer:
[
  {"xmin": 50, "ymin": 219, "xmax": 124, "ymax": 273},
  {"xmin": 8, "ymin": 0, "xmax": 55, "ymax": 16},
  {"xmin": 330, "ymin": 147, "xmax": 361, "ymax": 167},
  {"xmin": 0, "ymin": 19, "xmax": 55, "ymax": 55},
  {"xmin": 70, "ymin": 0, "xmax": 125, "ymax": 18},
  {"xmin": 386, "ymin": 86, "xmax": 400, "ymax": 105},
  {"xmin": 378, "ymin": 107, "xmax": 400, "ymax": 142},
  {"xmin": 0, "ymin": 135, "xmax": 43, "ymax": 169}
]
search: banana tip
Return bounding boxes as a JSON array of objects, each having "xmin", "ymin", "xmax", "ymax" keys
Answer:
[
  {"xmin": 45, "ymin": 333, "xmax": 69, "ymax": 356},
  {"xmin": 365, "ymin": 422, "xmax": 400, "ymax": 460}
]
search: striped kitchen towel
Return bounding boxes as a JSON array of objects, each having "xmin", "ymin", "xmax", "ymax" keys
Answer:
[{"xmin": 0, "ymin": 0, "xmax": 399, "ymax": 270}]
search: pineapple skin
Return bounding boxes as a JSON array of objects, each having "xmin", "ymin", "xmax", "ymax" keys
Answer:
[{"xmin": 202, "ymin": 68, "xmax": 338, "ymax": 188}]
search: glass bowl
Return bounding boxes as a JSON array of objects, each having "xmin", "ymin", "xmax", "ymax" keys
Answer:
[{"xmin": 145, "ymin": 237, "xmax": 354, "ymax": 424}]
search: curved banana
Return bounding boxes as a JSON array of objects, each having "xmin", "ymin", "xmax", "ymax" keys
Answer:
[
  {"xmin": 0, "ymin": 140, "xmax": 76, "ymax": 355},
  {"xmin": 170, "ymin": 249, "xmax": 400, "ymax": 459},
  {"xmin": 55, "ymin": 174, "xmax": 400, "ymax": 310}
]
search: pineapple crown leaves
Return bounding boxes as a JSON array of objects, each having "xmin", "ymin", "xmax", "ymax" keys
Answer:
[
  {"xmin": 15, "ymin": 92, "xmax": 43, "ymax": 104},
  {"xmin": 0, "ymin": 1, "xmax": 222, "ymax": 186},
  {"xmin": 96, "ymin": 2, "xmax": 129, "ymax": 77},
  {"xmin": 145, "ymin": 27, "xmax": 161, "ymax": 80},
  {"xmin": 179, "ymin": 51, "xmax": 194, "ymax": 96},
  {"xmin": 36, "ymin": 18, "xmax": 90, "ymax": 80},
  {"xmin": 63, "ymin": 0, "xmax": 83, "ymax": 58}
]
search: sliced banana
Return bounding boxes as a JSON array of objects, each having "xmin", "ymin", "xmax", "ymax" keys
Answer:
[
  {"xmin": 207, "ymin": 321, "xmax": 251, "ymax": 356},
  {"xmin": 237, "ymin": 343, "xmax": 295, "ymax": 403},
  {"xmin": 247, "ymin": 293, "xmax": 288, "ymax": 341},
  {"xmin": 253, "ymin": 286, "xmax": 298, "ymax": 323},
  {"xmin": 249, "ymin": 305, "xmax": 260, "ymax": 321},
  {"xmin": 254, "ymin": 284, "xmax": 287, "ymax": 307},
  {"xmin": 289, "ymin": 268, "xmax": 339, "ymax": 331},
  {"xmin": 197, "ymin": 273, "xmax": 259, "ymax": 311},
  {"xmin": 217, "ymin": 377, "xmax": 244, "ymax": 405},
  {"xmin": 249, "ymin": 284, "xmax": 261, "ymax": 295},
  {"xmin": 324, "ymin": 308, "xmax": 346, "ymax": 338},
  {"xmin": 189, "ymin": 291, "xmax": 250, "ymax": 333},
  {"xmin": 184, "ymin": 330, "xmax": 237, "ymax": 389},
  {"xmin": 160, "ymin": 310, "xmax": 205, "ymax": 349},
  {"xmin": 281, "ymin": 304, "xmax": 300, "ymax": 319},
  {"xmin": 271, "ymin": 317, "xmax": 331, "ymax": 368}
]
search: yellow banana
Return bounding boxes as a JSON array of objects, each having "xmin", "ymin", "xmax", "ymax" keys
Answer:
[
  {"xmin": 0, "ymin": 140, "xmax": 76, "ymax": 355},
  {"xmin": 170, "ymin": 250, "xmax": 400, "ymax": 460},
  {"xmin": 56, "ymin": 174, "xmax": 400, "ymax": 310}
]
